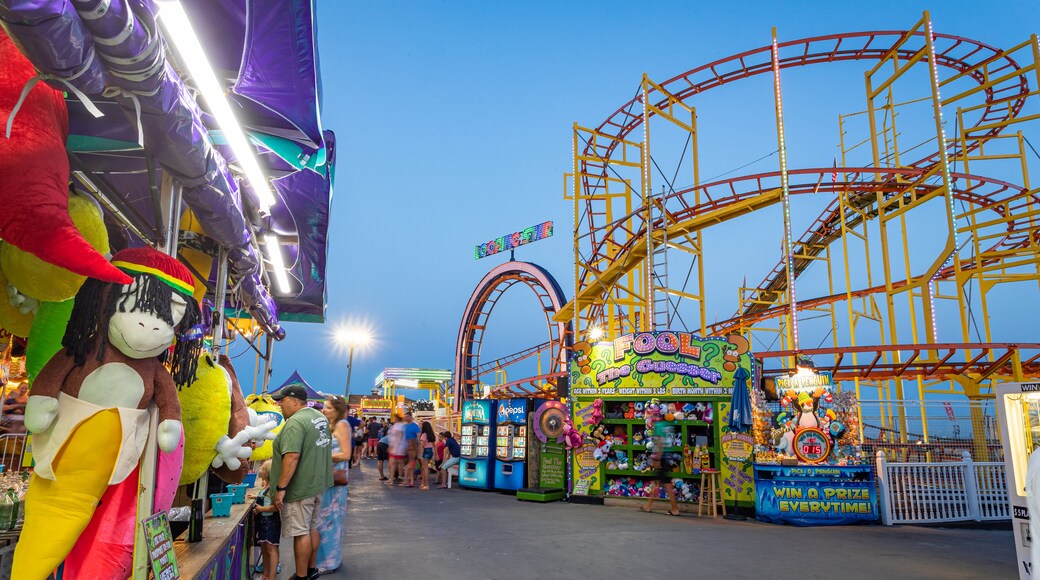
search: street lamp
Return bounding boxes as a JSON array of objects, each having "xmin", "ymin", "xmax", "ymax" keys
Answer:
[{"xmin": 336, "ymin": 328, "xmax": 371, "ymax": 395}]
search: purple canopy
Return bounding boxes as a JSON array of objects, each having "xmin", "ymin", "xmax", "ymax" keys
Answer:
[{"xmin": 0, "ymin": 0, "xmax": 334, "ymax": 334}]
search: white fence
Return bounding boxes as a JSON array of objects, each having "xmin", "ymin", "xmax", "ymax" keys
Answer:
[
  {"xmin": 0, "ymin": 433, "xmax": 26, "ymax": 471},
  {"xmin": 875, "ymin": 449, "xmax": 1010, "ymax": 525}
]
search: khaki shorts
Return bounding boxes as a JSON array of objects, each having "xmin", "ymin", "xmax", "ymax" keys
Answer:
[{"xmin": 281, "ymin": 495, "xmax": 322, "ymax": 538}]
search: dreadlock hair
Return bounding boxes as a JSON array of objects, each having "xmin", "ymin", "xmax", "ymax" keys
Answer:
[{"xmin": 62, "ymin": 273, "xmax": 205, "ymax": 388}]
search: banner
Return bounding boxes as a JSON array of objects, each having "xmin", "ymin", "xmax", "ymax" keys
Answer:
[
  {"xmin": 360, "ymin": 398, "xmax": 393, "ymax": 415},
  {"xmin": 754, "ymin": 465, "xmax": 877, "ymax": 525},
  {"xmin": 198, "ymin": 519, "xmax": 246, "ymax": 579},
  {"xmin": 719, "ymin": 401, "xmax": 755, "ymax": 506},
  {"xmin": 570, "ymin": 332, "xmax": 752, "ymax": 398},
  {"xmin": 570, "ymin": 399, "xmax": 602, "ymax": 495}
]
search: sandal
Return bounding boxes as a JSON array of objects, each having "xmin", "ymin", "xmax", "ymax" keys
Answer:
[
  {"xmin": 420, "ymin": 485, "xmax": 429, "ymax": 490},
  {"xmin": 639, "ymin": 506, "xmax": 652, "ymax": 513},
  {"xmin": 667, "ymin": 510, "xmax": 681, "ymax": 516}
]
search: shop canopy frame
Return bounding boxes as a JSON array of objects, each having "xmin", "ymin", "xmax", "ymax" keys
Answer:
[{"xmin": 0, "ymin": 0, "xmax": 335, "ymax": 337}]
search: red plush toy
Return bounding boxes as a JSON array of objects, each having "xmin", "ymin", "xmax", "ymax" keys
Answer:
[{"xmin": 0, "ymin": 31, "xmax": 130, "ymax": 285}]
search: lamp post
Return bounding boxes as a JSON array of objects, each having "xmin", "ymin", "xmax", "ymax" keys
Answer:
[{"xmin": 336, "ymin": 328, "xmax": 371, "ymax": 395}]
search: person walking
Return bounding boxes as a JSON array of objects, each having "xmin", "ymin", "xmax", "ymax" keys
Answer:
[
  {"xmin": 418, "ymin": 421, "xmax": 436, "ymax": 490},
  {"xmin": 402, "ymin": 412, "xmax": 421, "ymax": 487},
  {"xmin": 437, "ymin": 431, "xmax": 461, "ymax": 488},
  {"xmin": 376, "ymin": 432, "xmax": 390, "ymax": 480},
  {"xmin": 387, "ymin": 415, "xmax": 407, "ymax": 485},
  {"xmin": 316, "ymin": 396, "xmax": 351, "ymax": 575},
  {"xmin": 640, "ymin": 413, "xmax": 680, "ymax": 517},
  {"xmin": 271, "ymin": 384, "xmax": 334, "ymax": 580},
  {"xmin": 434, "ymin": 431, "xmax": 447, "ymax": 472},
  {"xmin": 366, "ymin": 416, "xmax": 381, "ymax": 460}
]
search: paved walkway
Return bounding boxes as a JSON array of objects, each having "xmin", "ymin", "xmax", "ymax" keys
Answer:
[{"xmin": 307, "ymin": 459, "xmax": 1016, "ymax": 579}]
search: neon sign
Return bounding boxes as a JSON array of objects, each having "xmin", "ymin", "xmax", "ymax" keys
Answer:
[{"xmin": 474, "ymin": 221, "xmax": 553, "ymax": 259}]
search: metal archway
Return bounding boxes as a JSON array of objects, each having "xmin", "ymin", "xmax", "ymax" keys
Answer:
[{"xmin": 453, "ymin": 261, "xmax": 570, "ymax": 411}]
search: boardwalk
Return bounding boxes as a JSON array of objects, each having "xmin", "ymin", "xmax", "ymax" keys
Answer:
[{"xmin": 301, "ymin": 460, "xmax": 1016, "ymax": 579}]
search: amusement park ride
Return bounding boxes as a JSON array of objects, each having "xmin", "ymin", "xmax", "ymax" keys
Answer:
[{"xmin": 452, "ymin": 12, "xmax": 1040, "ymax": 459}]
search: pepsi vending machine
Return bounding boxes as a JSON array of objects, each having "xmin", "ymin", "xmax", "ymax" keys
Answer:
[
  {"xmin": 493, "ymin": 399, "xmax": 532, "ymax": 491},
  {"xmin": 460, "ymin": 400, "xmax": 497, "ymax": 490}
]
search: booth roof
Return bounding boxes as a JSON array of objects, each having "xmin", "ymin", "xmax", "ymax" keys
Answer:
[{"xmin": 274, "ymin": 370, "xmax": 327, "ymax": 400}]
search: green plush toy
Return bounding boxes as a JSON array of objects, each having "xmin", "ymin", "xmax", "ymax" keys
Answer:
[
  {"xmin": 26, "ymin": 299, "xmax": 74, "ymax": 382},
  {"xmin": 178, "ymin": 352, "xmax": 232, "ymax": 484}
]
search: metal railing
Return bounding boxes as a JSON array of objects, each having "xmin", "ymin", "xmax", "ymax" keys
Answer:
[
  {"xmin": 0, "ymin": 433, "xmax": 26, "ymax": 471},
  {"xmin": 875, "ymin": 450, "xmax": 1009, "ymax": 525}
]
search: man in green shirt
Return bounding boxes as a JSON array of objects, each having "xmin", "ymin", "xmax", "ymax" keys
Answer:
[{"xmin": 271, "ymin": 384, "xmax": 334, "ymax": 580}]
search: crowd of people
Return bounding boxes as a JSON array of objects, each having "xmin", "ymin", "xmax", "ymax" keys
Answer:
[{"xmin": 252, "ymin": 388, "xmax": 462, "ymax": 579}]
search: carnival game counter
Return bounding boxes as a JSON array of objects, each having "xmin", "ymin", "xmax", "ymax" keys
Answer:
[
  {"xmin": 167, "ymin": 485, "xmax": 255, "ymax": 579},
  {"xmin": 753, "ymin": 464, "xmax": 877, "ymax": 526}
]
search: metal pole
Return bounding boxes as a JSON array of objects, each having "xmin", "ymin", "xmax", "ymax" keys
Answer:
[
  {"xmin": 211, "ymin": 247, "xmax": 229, "ymax": 360},
  {"xmin": 345, "ymin": 346, "xmax": 355, "ymax": 395},
  {"xmin": 261, "ymin": 333, "xmax": 274, "ymax": 393},
  {"xmin": 133, "ymin": 178, "xmax": 181, "ymax": 577}
]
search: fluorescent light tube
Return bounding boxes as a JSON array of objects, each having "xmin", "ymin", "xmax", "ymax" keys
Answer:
[
  {"xmin": 157, "ymin": 1, "xmax": 277, "ymax": 214},
  {"xmin": 264, "ymin": 234, "xmax": 292, "ymax": 294}
]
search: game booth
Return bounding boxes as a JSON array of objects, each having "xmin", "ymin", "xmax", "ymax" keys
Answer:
[
  {"xmin": 0, "ymin": 0, "xmax": 335, "ymax": 577},
  {"xmin": 567, "ymin": 331, "xmax": 757, "ymax": 512},
  {"xmin": 750, "ymin": 360, "xmax": 878, "ymax": 525}
]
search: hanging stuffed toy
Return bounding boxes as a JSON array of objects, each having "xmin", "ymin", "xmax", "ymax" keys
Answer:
[
  {"xmin": 13, "ymin": 246, "xmax": 203, "ymax": 579},
  {"xmin": 0, "ymin": 31, "xmax": 131, "ymax": 287},
  {"xmin": 212, "ymin": 356, "xmax": 277, "ymax": 482},
  {"xmin": 246, "ymin": 393, "xmax": 285, "ymax": 461}
]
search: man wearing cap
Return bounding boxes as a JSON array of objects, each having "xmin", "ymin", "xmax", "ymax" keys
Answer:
[{"xmin": 271, "ymin": 384, "xmax": 334, "ymax": 580}]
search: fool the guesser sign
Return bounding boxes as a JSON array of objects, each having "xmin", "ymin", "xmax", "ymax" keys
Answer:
[{"xmin": 569, "ymin": 331, "xmax": 753, "ymax": 398}]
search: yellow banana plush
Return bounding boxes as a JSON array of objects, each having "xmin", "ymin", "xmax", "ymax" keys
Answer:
[{"xmin": 13, "ymin": 409, "xmax": 121, "ymax": 579}]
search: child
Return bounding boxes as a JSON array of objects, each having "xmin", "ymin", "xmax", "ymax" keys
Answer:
[{"xmin": 253, "ymin": 460, "xmax": 281, "ymax": 579}]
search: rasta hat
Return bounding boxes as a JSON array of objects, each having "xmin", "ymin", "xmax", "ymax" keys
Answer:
[
  {"xmin": 62, "ymin": 245, "xmax": 204, "ymax": 387},
  {"xmin": 797, "ymin": 392, "xmax": 813, "ymax": 407},
  {"xmin": 110, "ymin": 246, "xmax": 195, "ymax": 296}
]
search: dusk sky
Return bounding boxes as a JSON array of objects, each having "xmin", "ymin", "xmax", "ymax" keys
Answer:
[{"xmin": 228, "ymin": 1, "xmax": 1040, "ymax": 400}]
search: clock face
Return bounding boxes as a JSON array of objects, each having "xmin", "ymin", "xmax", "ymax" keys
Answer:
[{"xmin": 793, "ymin": 427, "xmax": 831, "ymax": 464}]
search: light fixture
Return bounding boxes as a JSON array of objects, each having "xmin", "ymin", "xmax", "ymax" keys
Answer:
[
  {"xmin": 264, "ymin": 234, "xmax": 292, "ymax": 293},
  {"xmin": 588, "ymin": 326, "xmax": 604, "ymax": 341},
  {"xmin": 156, "ymin": 1, "xmax": 277, "ymax": 214}
]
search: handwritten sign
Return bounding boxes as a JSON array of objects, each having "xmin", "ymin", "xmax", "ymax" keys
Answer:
[
  {"xmin": 143, "ymin": 512, "xmax": 179, "ymax": 580},
  {"xmin": 539, "ymin": 442, "xmax": 566, "ymax": 489}
]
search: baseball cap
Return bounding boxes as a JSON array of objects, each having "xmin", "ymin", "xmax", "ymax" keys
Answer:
[{"xmin": 271, "ymin": 384, "xmax": 309, "ymax": 402}]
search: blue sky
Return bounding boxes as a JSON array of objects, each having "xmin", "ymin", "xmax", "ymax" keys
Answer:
[{"xmin": 228, "ymin": 1, "xmax": 1040, "ymax": 399}]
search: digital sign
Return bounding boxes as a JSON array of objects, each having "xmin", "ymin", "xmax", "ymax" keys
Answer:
[
  {"xmin": 474, "ymin": 221, "xmax": 553, "ymax": 259},
  {"xmin": 793, "ymin": 428, "xmax": 832, "ymax": 464}
]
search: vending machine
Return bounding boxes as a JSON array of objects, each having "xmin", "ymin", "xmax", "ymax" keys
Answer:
[
  {"xmin": 460, "ymin": 399, "xmax": 497, "ymax": 490},
  {"xmin": 493, "ymin": 399, "xmax": 532, "ymax": 491},
  {"xmin": 995, "ymin": 381, "xmax": 1040, "ymax": 579}
]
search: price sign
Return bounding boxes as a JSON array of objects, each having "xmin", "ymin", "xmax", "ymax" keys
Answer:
[
  {"xmin": 143, "ymin": 512, "xmax": 179, "ymax": 580},
  {"xmin": 793, "ymin": 427, "xmax": 831, "ymax": 464}
]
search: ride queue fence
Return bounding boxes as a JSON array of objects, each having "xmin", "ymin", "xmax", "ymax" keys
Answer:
[{"xmin": 875, "ymin": 450, "xmax": 1009, "ymax": 525}]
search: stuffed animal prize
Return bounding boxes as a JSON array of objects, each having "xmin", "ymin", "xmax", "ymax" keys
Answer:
[{"xmin": 14, "ymin": 247, "xmax": 203, "ymax": 579}]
